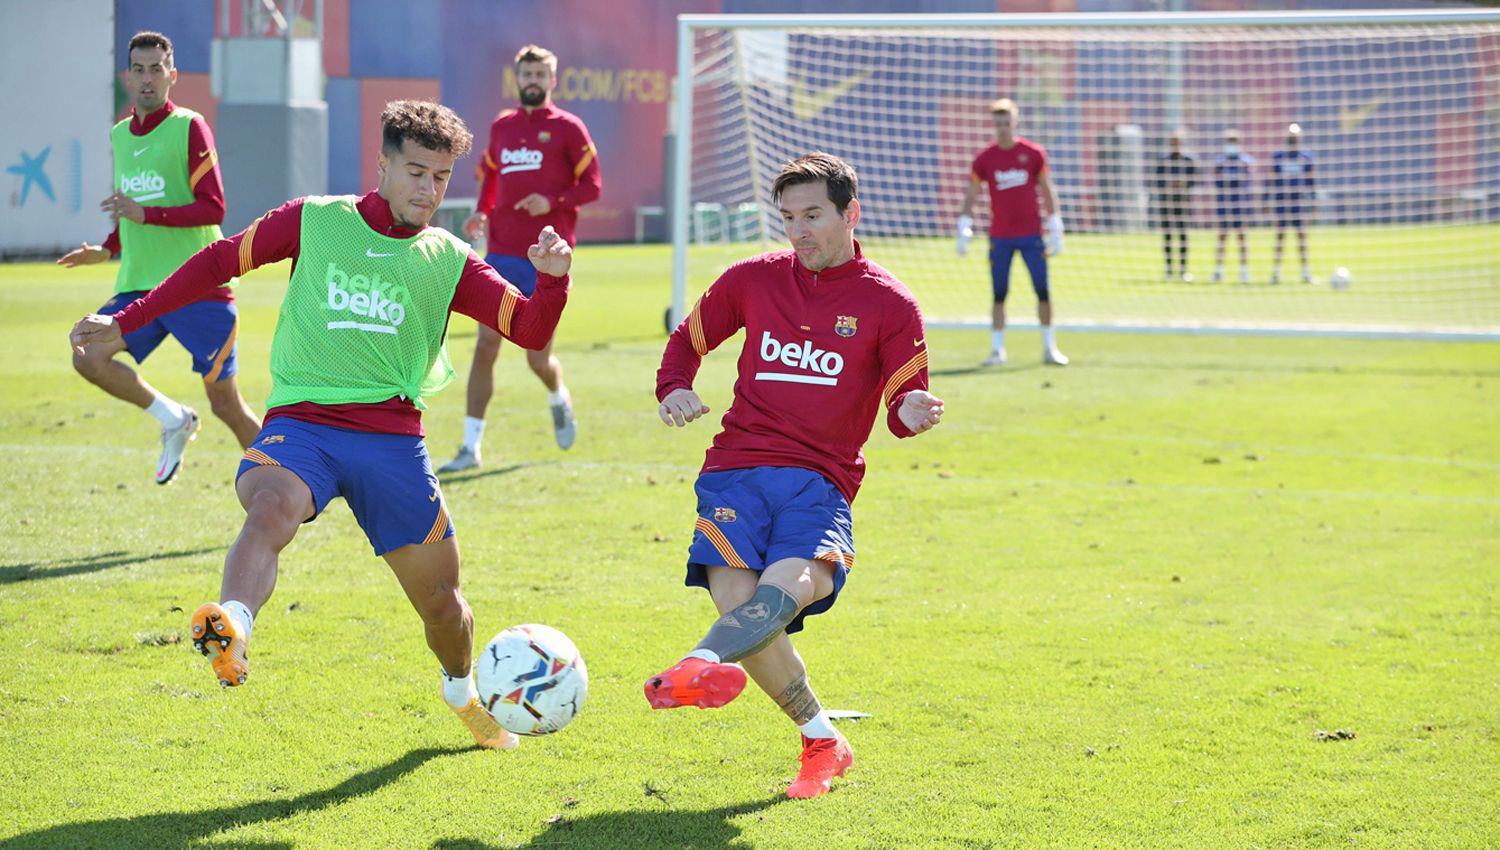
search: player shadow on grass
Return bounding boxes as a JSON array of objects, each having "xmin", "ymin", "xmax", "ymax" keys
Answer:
[
  {"xmin": 932, "ymin": 362, "xmax": 1045, "ymax": 377},
  {"xmin": 431, "ymin": 795, "xmax": 785, "ymax": 850},
  {"xmin": 0, "ymin": 746, "xmax": 463, "ymax": 850},
  {"xmin": 438, "ymin": 461, "xmax": 539, "ymax": 485},
  {"xmin": 0, "ymin": 545, "xmax": 225, "ymax": 584}
]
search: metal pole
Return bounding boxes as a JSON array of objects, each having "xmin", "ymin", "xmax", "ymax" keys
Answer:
[{"xmin": 669, "ymin": 17, "xmax": 695, "ymax": 329}]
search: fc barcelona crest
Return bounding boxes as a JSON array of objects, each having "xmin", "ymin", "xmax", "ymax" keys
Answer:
[
  {"xmin": 834, "ymin": 315, "xmax": 858, "ymax": 338},
  {"xmin": 537, "ymin": 130, "xmax": 552, "ymax": 144},
  {"xmin": 713, "ymin": 507, "xmax": 737, "ymax": 523}
]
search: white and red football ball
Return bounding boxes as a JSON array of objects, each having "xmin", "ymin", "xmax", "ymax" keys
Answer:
[{"xmin": 475, "ymin": 624, "xmax": 588, "ymax": 735}]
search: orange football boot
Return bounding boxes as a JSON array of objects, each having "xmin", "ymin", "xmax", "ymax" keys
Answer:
[
  {"xmin": 786, "ymin": 731, "xmax": 854, "ymax": 799},
  {"xmin": 450, "ymin": 698, "xmax": 520, "ymax": 750},
  {"xmin": 643, "ymin": 657, "xmax": 747, "ymax": 709},
  {"xmin": 190, "ymin": 602, "xmax": 249, "ymax": 687}
]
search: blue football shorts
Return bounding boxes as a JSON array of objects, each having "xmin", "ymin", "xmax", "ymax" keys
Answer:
[
  {"xmin": 99, "ymin": 290, "xmax": 239, "ymax": 382},
  {"xmin": 684, "ymin": 466, "xmax": 854, "ymax": 635},
  {"xmin": 237, "ymin": 417, "xmax": 453, "ymax": 556}
]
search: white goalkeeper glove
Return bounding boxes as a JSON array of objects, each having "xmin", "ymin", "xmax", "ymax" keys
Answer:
[
  {"xmin": 956, "ymin": 215, "xmax": 974, "ymax": 257},
  {"xmin": 1043, "ymin": 214, "xmax": 1064, "ymax": 257}
]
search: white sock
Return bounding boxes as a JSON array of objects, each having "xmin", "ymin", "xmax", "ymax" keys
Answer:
[
  {"xmin": 685, "ymin": 648, "xmax": 721, "ymax": 664},
  {"xmin": 990, "ymin": 330, "xmax": 1005, "ymax": 354},
  {"xmin": 1042, "ymin": 326, "xmax": 1057, "ymax": 350},
  {"xmin": 798, "ymin": 709, "xmax": 837, "ymax": 740},
  {"xmin": 146, "ymin": 393, "xmax": 186, "ymax": 428},
  {"xmin": 441, "ymin": 667, "xmax": 480, "ymax": 709},
  {"xmin": 547, "ymin": 386, "xmax": 568, "ymax": 406},
  {"xmin": 222, "ymin": 599, "xmax": 254, "ymax": 643},
  {"xmin": 462, "ymin": 416, "xmax": 485, "ymax": 451}
]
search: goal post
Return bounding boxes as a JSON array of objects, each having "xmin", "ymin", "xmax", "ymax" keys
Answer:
[{"xmin": 670, "ymin": 10, "xmax": 1500, "ymax": 340}]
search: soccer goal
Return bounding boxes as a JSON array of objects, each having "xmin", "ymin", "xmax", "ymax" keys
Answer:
[{"xmin": 670, "ymin": 11, "xmax": 1500, "ymax": 339}]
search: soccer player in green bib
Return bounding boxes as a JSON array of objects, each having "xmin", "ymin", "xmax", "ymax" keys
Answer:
[
  {"xmin": 58, "ymin": 31, "xmax": 260, "ymax": 484},
  {"xmin": 70, "ymin": 101, "xmax": 573, "ymax": 750}
]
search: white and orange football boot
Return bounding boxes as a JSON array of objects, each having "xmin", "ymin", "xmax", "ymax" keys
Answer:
[
  {"xmin": 786, "ymin": 730, "xmax": 855, "ymax": 799},
  {"xmin": 450, "ymin": 699, "xmax": 520, "ymax": 750},
  {"xmin": 190, "ymin": 602, "xmax": 248, "ymax": 687}
]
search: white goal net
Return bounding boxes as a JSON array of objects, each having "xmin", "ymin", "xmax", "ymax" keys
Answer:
[{"xmin": 671, "ymin": 11, "xmax": 1500, "ymax": 338}]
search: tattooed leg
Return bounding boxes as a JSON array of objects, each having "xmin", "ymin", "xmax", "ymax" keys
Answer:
[
  {"xmin": 693, "ymin": 583, "xmax": 800, "ymax": 663},
  {"xmin": 771, "ymin": 672, "xmax": 822, "ymax": 724}
]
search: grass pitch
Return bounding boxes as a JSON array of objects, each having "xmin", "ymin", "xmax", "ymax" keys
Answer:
[{"xmin": 0, "ymin": 245, "xmax": 1496, "ymax": 849}]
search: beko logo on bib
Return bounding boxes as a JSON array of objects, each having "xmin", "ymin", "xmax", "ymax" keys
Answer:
[
  {"xmin": 324, "ymin": 262, "xmax": 408, "ymax": 333},
  {"xmin": 119, "ymin": 170, "xmax": 166, "ymax": 201},
  {"xmin": 755, "ymin": 331, "xmax": 844, "ymax": 386},
  {"xmin": 499, "ymin": 147, "xmax": 544, "ymax": 174}
]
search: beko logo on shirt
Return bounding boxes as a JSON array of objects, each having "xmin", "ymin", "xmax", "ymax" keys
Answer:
[
  {"xmin": 992, "ymin": 168, "xmax": 1029, "ymax": 191},
  {"xmin": 119, "ymin": 170, "xmax": 167, "ymax": 202},
  {"xmin": 756, "ymin": 331, "xmax": 844, "ymax": 386},
  {"xmin": 324, "ymin": 262, "xmax": 408, "ymax": 333},
  {"xmin": 500, "ymin": 147, "xmax": 544, "ymax": 174}
]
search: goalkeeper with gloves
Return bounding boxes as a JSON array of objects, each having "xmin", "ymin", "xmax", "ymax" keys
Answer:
[{"xmin": 958, "ymin": 98, "xmax": 1067, "ymax": 367}]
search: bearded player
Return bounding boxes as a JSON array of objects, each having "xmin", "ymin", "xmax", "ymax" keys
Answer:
[
  {"xmin": 59, "ymin": 30, "xmax": 260, "ymax": 483},
  {"xmin": 70, "ymin": 101, "xmax": 572, "ymax": 751},
  {"xmin": 440, "ymin": 44, "xmax": 602, "ymax": 472},
  {"xmin": 643, "ymin": 153, "xmax": 945, "ymax": 799}
]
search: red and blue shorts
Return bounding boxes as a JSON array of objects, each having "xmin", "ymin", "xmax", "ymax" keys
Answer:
[
  {"xmin": 100, "ymin": 290, "xmax": 238, "ymax": 382},
  {"xmin": 238, "ymin": 417, "xmax": 453, "ymax": 556},
  {"xmin": 685, "ymin": 466, "xmax": 854, "ymax": 634}
]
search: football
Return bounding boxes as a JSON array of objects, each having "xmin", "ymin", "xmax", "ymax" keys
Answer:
[
  {"xmin": 1329, "ymin": 267, "xmax": 1352, "ymax": 289},
  {"xmin": 475, "ymin": 624, "xmax": 588, "ymax": 735}
]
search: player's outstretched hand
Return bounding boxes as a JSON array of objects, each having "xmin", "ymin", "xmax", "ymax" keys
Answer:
[
  {"xmin": 101, "ymin": 192, "xmax": 145, "ymax": 224},
  {"xmin": 70, "ymin": 314, "xmax": 123, "ymax": 356},
  {"xmin": 658, "ymin": 388, "xmax": 710, "ymax": 427},
  {"xmin": 513, "ymin": 193, "xmax": 552, "ymax": 217},
  {"xmin": 527, "ymin": 226, "xmax": 572, "ymax": 277},
  {"xmin": 58, "ymin": 243, "xmax": 110, "ymax": 267},
  {"xmin": 462, "ymin": 211, "xmax": 488, "ymax": 241},
  {"xmin": 898, "ymin": 390, "xmax": 945, "ymax": 434}
]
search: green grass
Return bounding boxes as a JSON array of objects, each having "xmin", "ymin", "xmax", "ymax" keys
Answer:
[
  {"xmin": 687, "ymin": 223, "xmax": 1500, "ymax": 331},
  {"xmin": 1, "ymin": 246, "xmax": 1497, "ymax": 849}
]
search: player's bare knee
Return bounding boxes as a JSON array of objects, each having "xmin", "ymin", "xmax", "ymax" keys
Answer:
[
  {"xmin": 417, "ymin": 588, "xmax": 469, "ymax": 630},
  {"xmin": 71, "ymin": 346, "xmax": 109, "ymax": 380},
  {"xmin": 242, "ymin": 487, "xmax": 304, "ymax": 541},
  {"xmin": 206, "ymin": 386, "xmax": 243, "ymax": 421},
  {"xmin": 705, "ymin": 566, "xmax": 760, "ymax": 614},
  {"xmin": 761, "ymin": 560, "xmax": 832, "ymax": 610},
  {"xmin": 525, "ymin": 350, "xmax": 555, "ymax": 377},
  {"xmin": 711, "ymin": 585, "xmax": 756, "ymax": 616},
  {"xmin": 473, "ymin": 331, "xmax": 503, "ymax": 362}
]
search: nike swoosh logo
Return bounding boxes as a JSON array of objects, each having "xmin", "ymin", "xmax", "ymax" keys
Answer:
[
  {"xmin": 1339, "ymin": 96, "xmax": 1387, "ymax": 132},
  {"xmin": 132, "ymin": 147, "xmax": 149, "ymax": 157},
  {"xmin": 429, "ymin": 493, "xmax": 439, "ymax": 502},
  {"xmin": 791, "ymin": 71, "xmax": 873, "ymax": 121},
  {"xmin": 199, "ymin": 149, "xmax": 212, "ymax": 159},
  {"xmin": 914, "ymin": 337, "xmax": 925, "ymax": 348},
  {"xmin": 366, "ymin": 248, "xmax": 395, "ymax": 258}
]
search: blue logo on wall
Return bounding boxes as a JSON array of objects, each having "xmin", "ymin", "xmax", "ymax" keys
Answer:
[
  {"xmin": 7, "ymin": 146, "xmax": 53, "ymax": 207},
  {"xmin": 7, "ymin": 140, "xmax": 82, "ymax": 213}
]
